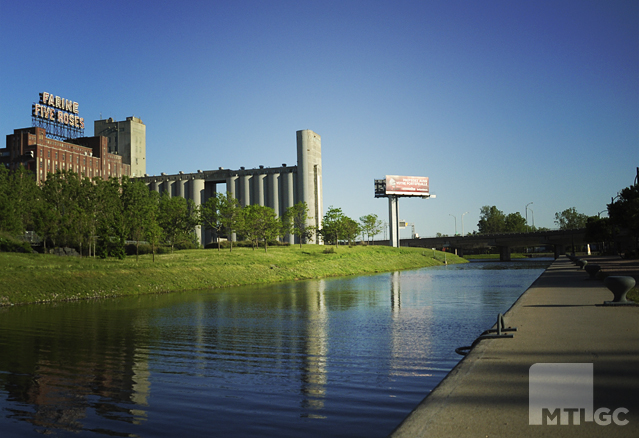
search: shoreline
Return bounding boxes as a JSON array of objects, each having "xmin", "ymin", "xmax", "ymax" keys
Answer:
[{"xmin": 0, "ymin": 245, "xmax": 467, "ymax": 307}]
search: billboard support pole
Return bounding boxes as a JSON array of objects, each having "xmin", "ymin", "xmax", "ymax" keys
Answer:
[
  {"xmin": 376, "ymin": 176, "xmax": 433, "ymax": 248},
  {"xmin": 389, "ymin": 195, "xmax": 400, "ymax": 248}
]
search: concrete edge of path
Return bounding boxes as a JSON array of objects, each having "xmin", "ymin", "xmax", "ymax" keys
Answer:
[
  {"xmin": 387, "ymin": 255, "xmax": 639, "ymax": 437},
  {"xmin": 386, "ymin": 272, "xmax": 533, "ymax": 437}
]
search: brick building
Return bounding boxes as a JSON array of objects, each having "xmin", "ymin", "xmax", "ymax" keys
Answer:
[{"xmin": 2, "ymin": 126, "xmax": 130, "ymax": 183}]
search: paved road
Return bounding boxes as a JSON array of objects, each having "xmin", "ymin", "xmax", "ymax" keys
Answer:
[{"xmin": 389, "ymin": 256, "xmax": 638, "ymax": 438}]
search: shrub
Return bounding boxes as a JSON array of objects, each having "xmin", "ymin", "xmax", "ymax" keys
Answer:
[{"xmin": 0, "ymin": 232, "xmax": 34, "ymax": 253}]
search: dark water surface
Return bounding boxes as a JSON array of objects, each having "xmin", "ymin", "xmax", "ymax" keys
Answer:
[{"xmin": 0, "ymin": 259, "xmax": 551, "ymax": 437}]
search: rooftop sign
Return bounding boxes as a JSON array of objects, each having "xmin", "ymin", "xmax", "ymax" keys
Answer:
[{"xmin": 33, "ymin": 92, "xmax": 84, "ymax": 129}]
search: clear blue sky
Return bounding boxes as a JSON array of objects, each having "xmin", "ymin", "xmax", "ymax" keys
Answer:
[{"xmin": 2, "ymin": 0, "xmax": 637, "ymax": 238}]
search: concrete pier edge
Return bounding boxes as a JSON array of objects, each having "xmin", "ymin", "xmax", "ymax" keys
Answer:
[{"xmin": 388, "ymin": 255, "xmax": 639, "ymax": 437}]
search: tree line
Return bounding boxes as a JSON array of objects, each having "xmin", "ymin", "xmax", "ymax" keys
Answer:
[
  {"xmin": 471, "ymin": 168, "xmax": 638, "ymax": 256},
  {"xmin": 474, "ymin": 205, "xmax": 591, "ymax": 234},
  {"xmin": 0, "ymin": 168, "xmax": 385, "ymax": 258}
]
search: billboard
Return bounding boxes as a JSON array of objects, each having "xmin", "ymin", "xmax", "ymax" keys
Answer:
[{"xmin": 385, "ymin": 175, "xmax": 429, "ymax": 196}]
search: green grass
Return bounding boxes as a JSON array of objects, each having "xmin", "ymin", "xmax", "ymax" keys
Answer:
[{"xmin": 0, "ymin": 245, "xmax": 466, "ymax": 306}]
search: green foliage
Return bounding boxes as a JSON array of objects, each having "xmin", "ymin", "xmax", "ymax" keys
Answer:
[
  {"xmin": 554, "ymin": 207, "xmax": 588, "ymax": 230},
  {"xmin": 282, "ymin": 202, "xmax": 315, "ymax": 248},
  {"xmin": 158, "ymin": 192, "xmax": 199, "ymax": 253},
  {"xmin": 342, "ymin": 216, "xmax": 360, "ymax": 245},
  {"xmin": 239, "ymin": 204, "xmax": 282, "ymax": 252},
  {"xmin": 319, "ymin": 207, "xmax": 361, "ymax": 246},
  {"xmin": 122, "ymin": 177, "xmax": 159, "ymax": 261},
  {"xmin": 200, "ymin": 192, "xmax": 225, "ymax": 251},
  {"xmin": 585, "ymin": 216, "xmax": 612, "ymax": 243},
  {"xmin": 359, "ymin": 213, "xmax": 383, "ymax": 244},
  {"xmin": 607, "ymin": 177, "xmax": 639, "ymax": 242},
  {"xmin": 320, "ymin": 206, "xmax": 345, "ymax": 246},
  {"xmin": 478, "ymin": 206, "xmax": 533, "ymax": 233},
  {"xmin": 95, "ymin": 177, "xmax": 127, "ymax": 259},
  {"xmin": 0, "ymin": 166, "xmax": 38, "ymax": 235},
  {"xmin": 478, "ymin": 206, "xmax": 506, "ymax": 233},
  {"xmin": 0, "ymin": 232, "xmax": 33, "ymax": 253},
  {"xmin": 504, "ymin": 212, "xmax": 527, "ymax": 232},
  {"xmin": 217, "ymin": 192, "xmax": 242, "ymax": 252}
]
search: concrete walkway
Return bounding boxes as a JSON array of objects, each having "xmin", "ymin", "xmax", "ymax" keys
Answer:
[{"xmin": 389, "ymin": 256, "xmax": 638, "ymax": 438}]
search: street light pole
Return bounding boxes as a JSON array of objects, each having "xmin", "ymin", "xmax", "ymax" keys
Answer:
[
  {"xmin": 529, "ymin": 208, "xmax": 534, "ymax": 229},
  {"xmin": 461, "ymin": 211, "xmax": 469, "ymax": 236},
  {"xmin": 449, "ymin": 214, "xmax": 457, "ymax": 236},
  {"xmin": 525, "ymin": 202, "xmax": 533, "ymax": 232}
]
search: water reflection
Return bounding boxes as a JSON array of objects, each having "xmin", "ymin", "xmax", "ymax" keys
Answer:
[
  {"xmin": 0, "ymin": 302, "xmax": 152, "ymax": 435},
  {"xmin": 0, "ymin": 260, "xmax": 549, "ymax": 437}
]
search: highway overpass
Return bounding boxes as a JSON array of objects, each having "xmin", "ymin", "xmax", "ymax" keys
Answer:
[{"xmin": 397, "ymin": 229, "xmax": 587, "ymax": 261}]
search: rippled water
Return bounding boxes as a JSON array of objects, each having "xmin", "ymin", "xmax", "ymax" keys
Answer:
[{"xmin": 0, "ymin": 259, "xmax": 550, "ymax": 437}]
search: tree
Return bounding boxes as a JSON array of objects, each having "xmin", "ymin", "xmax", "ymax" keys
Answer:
[
  {"xmin": 359, "ymin": 213, "xmax": 382, "ymax": 244},
  {"xmin": 320, "ymin": 206, "xmax": 346, "ymax": 247},
  {"xmin": 158, "ymin": 193, "xmax": 199, "ymax": 253},
  {"xmin": 477, "ymin": 206, "xmax": 506, "ymax": 234},
  {"xmin": 342, "ymin": 216, "xmax": 361, "ymax": 246},
  {"xmin": 607, "ymin": 171, "xmax": 639, "ymax": 250},
  {"xmin": 217, "ymin": 192, "xmax": 242, "ymax": 252},
  {"xmin": 554, "ymin": 207, "xmax": 588, "ymax": 230},
  {"xmin": 95, "ymin": 177, "xmax": 127, "ymax": 259},
  {"xmin": 238, "ymin": 204, "xmax": 261, "ymax": 249},
  {"xmin": 122, "ymin": 177, "xmax": 157, "ymax": 261},
  {"xmin": 200, "ymin": 193, "xmax": 225, "ymax": 251},
  {"xmin": 320, "ymin": 207, "xmax": 358, "ymax": 246},
  {"xmin": 585, "ymin": 216, "xmax": 612, "ymax": 253},
  {"xmin": 283, "ymin": 202, "xmax": 315, "ymax": 248},
  {"xmin": 145, "ymin": 201, "xmax": 163, "ymax": 262},
  {"xmin": 504, "ymin": 212, "xmax": 527, "ymax": 233},
  {"xmin": 478, "ymin": 206, "xmax": 533, "ymax": 233},
  {"xmin": 39, "ymin": 170, "xmax": 86, "ymax": 249},
  {"xmin": 77, "ymin": 176, "xmax": 96, "ymax": 257},
  {"xmin": 240, "ymin": 205, "xmax": 281, "ymax": 252},
  {"xmin": 0, "ymin": 166, "xmax": 38, "ymax": 236}
]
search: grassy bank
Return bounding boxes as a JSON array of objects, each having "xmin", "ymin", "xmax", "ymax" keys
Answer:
[{"xmin": 0, "ymin": 245, "xmax": 466, "ymax": 306}]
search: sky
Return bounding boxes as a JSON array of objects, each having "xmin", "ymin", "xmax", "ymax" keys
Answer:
[{"xmin": 1, "ymin": 0, "xmax": 637, "ymax": 238}]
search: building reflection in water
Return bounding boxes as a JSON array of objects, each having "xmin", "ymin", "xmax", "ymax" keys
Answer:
[
  {"xmin": 0, "ymin": 269, "xmax": 450, "ymax": 436},
  {"xmin": 299, "ymin": 279, "xmax": 328, "ymax": 418},
  {"xmin": 0, "ymin": 301, "xmax": 152, "ymax": 435}
]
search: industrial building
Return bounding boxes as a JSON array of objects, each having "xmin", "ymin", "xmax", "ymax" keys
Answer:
[
  {"xmin": 2, "ymin": 126, "xmax": 130, "ymax": 183},
  {"xmin": 2, "ymin": 94, "xmax": 136, "ymax": 183},
  {"xmin": 4, "ymin": 93, "xmax": 322, "ymax": 247},
  {"xmin": 94, "ymin": 117, "xmax": 146, "ymax": 177},
  {"xmin": 137, "ymin": 129, "xmax": 323, "ymax": 246}
]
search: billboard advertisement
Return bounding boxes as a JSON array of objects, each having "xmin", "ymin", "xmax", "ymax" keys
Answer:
[{"xmin": 385, "ymin": 175, "xmax": 429, "ymax": 196}]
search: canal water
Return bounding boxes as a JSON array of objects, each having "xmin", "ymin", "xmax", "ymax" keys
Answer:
[{"xmin": 0, "ymin": 259, "xmax": 551, "ymax": 437}]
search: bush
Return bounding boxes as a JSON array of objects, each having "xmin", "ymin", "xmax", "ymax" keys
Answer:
[
  {"xmin": 0, "ymin": 232, "xmax": 34, "ymax": 253},
  {"xmin": 205, "ymin": 240, "xmax": 291, "ymax": 249}
]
